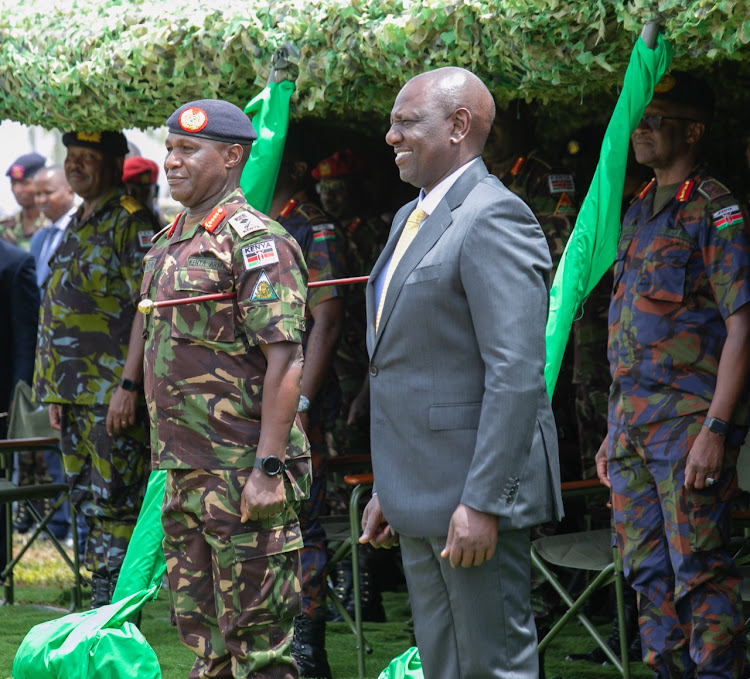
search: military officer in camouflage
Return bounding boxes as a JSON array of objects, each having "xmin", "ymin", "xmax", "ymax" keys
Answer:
[
  {"xmin": 1, "ymin": 152, "xmax": 49, "ymax": 249},
  {"xmin": 596, "ymin": 72, "xmax": 750, "ymax": 678},
  {"xmin": 142, "ymin": 99, "xmax": 310, "ymax": 679},
  {"xmin": 33, "ymin": 130, "xmax": 156, "ymax": 607}
]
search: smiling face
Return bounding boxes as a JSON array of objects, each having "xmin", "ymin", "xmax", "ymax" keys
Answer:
[
  {"xmin": 64, "ymin": 146, "xmax": 120, "ymax": 201},
  {"xmin": 34, "ymin": 168, "xmax": 74, "ymax": 221},
  {"xmin": 385, "ymin": 77, "xmax": 458, "ymax": 193},
  {"xmin": 164, "ymin": 133, "xmax": 241, "ymax": 211}
]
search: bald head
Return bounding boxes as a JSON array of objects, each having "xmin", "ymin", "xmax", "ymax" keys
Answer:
[
  {"xmin": 386, "ymin": 67, "xmax": 495, "ymax": 192},
  {"xmin": 411, "ymin": 67, "xmax": 496, "ymax": 153},
  {"xmin": 34, "ymin": 165, "xmax": 74, "ymax": 222}
]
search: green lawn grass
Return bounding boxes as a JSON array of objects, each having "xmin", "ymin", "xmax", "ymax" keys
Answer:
[{"xmin": 0, "ymin": 538, "xmax": 652, "ymax": 678}]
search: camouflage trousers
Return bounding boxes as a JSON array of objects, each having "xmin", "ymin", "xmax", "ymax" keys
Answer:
[
  {"xmin": 60, "ymin": 404, "xmax": 149, "ymax": 575},
  {"xmin": 299, "ymin": 422, "xmax": 328, "ymax": 621},
  {"xmin": 608, "ymin": 414, "xmax": 745, "ymax": 678},
  {"xmin": 162, "ymin": 469, "xmax": 302, "ymax": 679}
]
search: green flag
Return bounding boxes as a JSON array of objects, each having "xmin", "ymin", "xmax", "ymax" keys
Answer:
[
  {"xmin": 544, "ymin": 35, "xmax": 672, "ymax": 396},
  {"xmin": 12, "ymin": 81, "xmax": 293, "ymax": 679},
  {"xmin": 240, "ymin": 80, "xmax": 295, "ymax": 214}
]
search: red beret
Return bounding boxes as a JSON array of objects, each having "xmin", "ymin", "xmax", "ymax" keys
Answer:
[
  {"xmin": 311, "ymin": 149, "xmax": 367, "ymax": 180},
  {"xmin": 122, "ymin": 156, "xmax": 159, "ymax": 185}
]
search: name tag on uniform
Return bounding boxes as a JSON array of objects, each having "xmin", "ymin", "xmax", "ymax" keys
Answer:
[
  {"xmin": 547, "ymin": 174, "xmax": 575, "ymax": 194},
  {"xmin": 138, "ymin": 231, "xmax": 155, "ymax": 247},
  {"xmin": 229, "ymin": 211, "xmax": 268, "ymax": 238},
  {"xmin": 242, "ymin": 240, "xmax": 279, "ymax": 270},
  {"xmin": 186, "ymin": 256, "xmax": 225, "ymax": 270}
]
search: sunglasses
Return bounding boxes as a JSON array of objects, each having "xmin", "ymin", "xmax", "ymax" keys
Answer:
[{"xmin": 639, "ymin": 115, "xmax": 699, "ymax": 130}]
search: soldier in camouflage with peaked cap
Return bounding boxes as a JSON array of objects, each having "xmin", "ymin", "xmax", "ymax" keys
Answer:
[
  {"xmin": 142, "ymin": 99, "xmax": 310, "ymax": 679},
  {"xmin": 596, "ymin": 71, "xmax": 750, "ymax": 678},
  {"xmin": 33, "ymin": 129, "xmax": 157, "ymax": 608}
]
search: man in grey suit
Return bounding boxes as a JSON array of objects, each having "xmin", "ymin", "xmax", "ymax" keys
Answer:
[{"xmin": 359, "ymin": 67, "xmax": 563, "ymax": 678}]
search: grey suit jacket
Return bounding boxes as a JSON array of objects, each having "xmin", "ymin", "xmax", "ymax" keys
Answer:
[{"xmin": 366, "ymin": 160, "xmax": 564, "ymax": 537}]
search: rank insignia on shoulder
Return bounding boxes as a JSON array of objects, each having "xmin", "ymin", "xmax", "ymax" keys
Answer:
[
  {"xmin": 138, "ymin": 230, "xmax": 155, "ymax": 248},
  {"xmin": 203, "ymin": 206, "xmax": 226, "ymax": 233},
  {"xmin": 713, "ymin": 205, "xmax": 744, "ymax": 231},
  {"xmin": 229, "ymin": 210, "xmax": 268, "ymax": 238},
  {"xmin": 120, "ymin": 194, "xmax": 143, "ymax": 214},
  {"xmin": 250, "ymin": 270, "xmax": 279, "ymax": 302},
  {"xmin": 676, "ymin": 178, "xmax": 695, "ymax": 202},
  {"xmin": 547, "ymin": 174, "xmax": 575, "ymax": 195},
  {"xmin": 242, "ymin": 239, "xmax": 279, "ymax": 270},
  {"xmin": 510, "ymin": 156, "xmax": 526, "ymax": 176},
  {"xmin": 312, "ymin": 223, "xmax": 337, "ymax": 242}
]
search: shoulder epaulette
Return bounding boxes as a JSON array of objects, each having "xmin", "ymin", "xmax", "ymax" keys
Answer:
[
  {"xmin": 296, "ymin": 202, "xmax": 327, "ymax": 222},
  {"xmin": 278, "ymin": 198, "xmax": 297, "ymax": 218},
  {"xmin": 202, "ymin": 206, "xmax": 227, "ymax": 233},
  {"xmin": 509, "ymin": 156, "xmax": 526, "ymax": 177},
  {"xmin": 697, "ymin": 178, "xmax": 732, "ymax": 203},
  {"xmin": 676, "ymin": 178, "xmax": 695, "ymax": 202},
  {"xmin": 120, "ymin": 194, "xmax": 145, "ymax": 215}
]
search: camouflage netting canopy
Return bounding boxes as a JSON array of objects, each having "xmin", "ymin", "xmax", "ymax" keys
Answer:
[{"xmin": 0, "ymin": 0, "xmax": 749, "ymax": 131}]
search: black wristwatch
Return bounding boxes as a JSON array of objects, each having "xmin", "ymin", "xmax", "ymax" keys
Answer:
[
  {"xmin": 253, "ymin": 456, "xmax": 287, "ymax": 476},
  {"xmin": 703, "ymin": 416, "xmax": 729, "ymax": 436},
  {"xmin": 120, "ymin": 379, "xmax": 141, "ymax": 392}
]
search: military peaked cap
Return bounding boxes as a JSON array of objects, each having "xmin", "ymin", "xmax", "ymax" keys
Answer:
[
  {"xmin": 166, "ymin": 99, "xmax": 257, "ymax": 145},
  {"xmin": 652, "ymin": 71, "xmax": 715, "ymax": 119},
  {"xmin": 62, "ymin": 131, "xmax": 130, "ymax": 157}
]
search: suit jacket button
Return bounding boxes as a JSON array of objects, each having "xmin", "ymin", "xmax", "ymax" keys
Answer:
[{"xmin": 369, "ymin": 365, "xmax": 378, "ymax": 376}]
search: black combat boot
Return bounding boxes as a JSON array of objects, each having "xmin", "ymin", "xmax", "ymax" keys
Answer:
[
  {"xmin": 326, "ymin": 559, "xmax": 353, "ymax": 622},
  {"xmin": 90, "ymin": 571, "xmax": 112, "ymax": 608},
  {"xmin": 291, "ymin": 614, "xmax": 332, "ymax": 679},
  {"xmin": 358, "ymin": 557, "xmax": 386, "ymax": 623}
]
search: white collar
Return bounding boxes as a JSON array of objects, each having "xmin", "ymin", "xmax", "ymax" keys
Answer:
[{"xmin": 417, "ymin": 157, "xmax": 480, "ymax": 216}]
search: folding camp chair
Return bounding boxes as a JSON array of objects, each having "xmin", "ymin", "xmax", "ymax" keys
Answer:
[
  {"xmin": 322, "ymin": 454, "xmax": 375, "ymax": 679},
  {"xmin": 0, "ymin": 381, "xmax": 82, "ymax": 610},
  {"xmin": 531, "ymin": 478, "xmax": 631, "ymax": 678}
]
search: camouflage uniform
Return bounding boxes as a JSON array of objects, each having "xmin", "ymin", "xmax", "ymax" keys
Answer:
[
  {"xmin": 607, "ymin": 167, "xmax": 750, "ymax": 678},
  {"xmin": 0, "ymin": 212, "xmax": 49, "ymax": 250},
  {"xmin": 141, "ymin": 188, "xmax": 310, "ymax": 679},
  {"xmin": 329, "ymin": 214, "xmax": 388, "ymax": 463},
  {"xmin": 276, "ymin": 198, "xmax": 346, "ymax": 623},
  {"xmin": 33, "ymin": 188, "xmax": 155, "ymax": 581},
  {"xmin": 502, "ymin": 151, "xmax": 581, "ymax": 462}
]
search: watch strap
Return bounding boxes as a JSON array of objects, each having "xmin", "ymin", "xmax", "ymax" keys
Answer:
[
  {"xmin": 704, "ymin": 416, "xmax": 729, "ymax": 436},
  {"xmin": 120, "ymin": 378, "xmax": 141, "ymax": 392}
]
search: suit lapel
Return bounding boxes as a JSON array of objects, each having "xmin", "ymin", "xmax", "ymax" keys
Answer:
[{"xmin": 368, "ymin": 160, "xmax": 490, "ymax": 353}]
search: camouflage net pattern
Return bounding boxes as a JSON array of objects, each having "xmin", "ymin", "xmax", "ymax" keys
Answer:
[{"xmin": 0, "ymin": 0, "xmax": 748, "ymax": 130}]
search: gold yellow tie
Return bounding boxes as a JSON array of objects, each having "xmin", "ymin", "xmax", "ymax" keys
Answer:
[{"xmin": 375, "ymin": 207, "xmax": 428, "ymax": 332}]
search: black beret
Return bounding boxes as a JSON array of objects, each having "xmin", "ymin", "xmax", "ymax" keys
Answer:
[
  {"xmin": 652, "ymin": 71, "xmax": 715, "ymax": 119},
  {"xmin": 6, "ymin": 152, "xmax": 46, "ymax": 180},
  {"xmin": 166, "ymin": 99, "xmax": 257, "ymax": 145},
  {"xmin": 62, "ymin": 131, "xmax": 130, "ymax": 157}
]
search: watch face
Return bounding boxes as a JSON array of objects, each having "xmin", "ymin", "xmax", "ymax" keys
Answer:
[{"xmin": 261, "ymin": 457, "xmax": 284, "ymax": 475}]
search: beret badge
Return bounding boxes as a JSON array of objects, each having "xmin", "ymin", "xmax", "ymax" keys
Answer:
[
  {"xmin": 179, "ymin": 107, "xmax": 208, "ymax": 133},
  {"xmin": 9, "ymin": 164, "xmax": 24, "ymax": 180},
  {"xmin": 654, "ymin": 74, "xmax": 676, "ymax": 93},
  {"xmin": 77, "ymin": 131, "xmax": 102, "ymax": 143}
]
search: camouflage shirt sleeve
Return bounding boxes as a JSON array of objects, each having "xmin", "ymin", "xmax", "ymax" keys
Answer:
[{"xmin": 698, "ymin": 192, "xmax": 750, "ymax": 320}]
